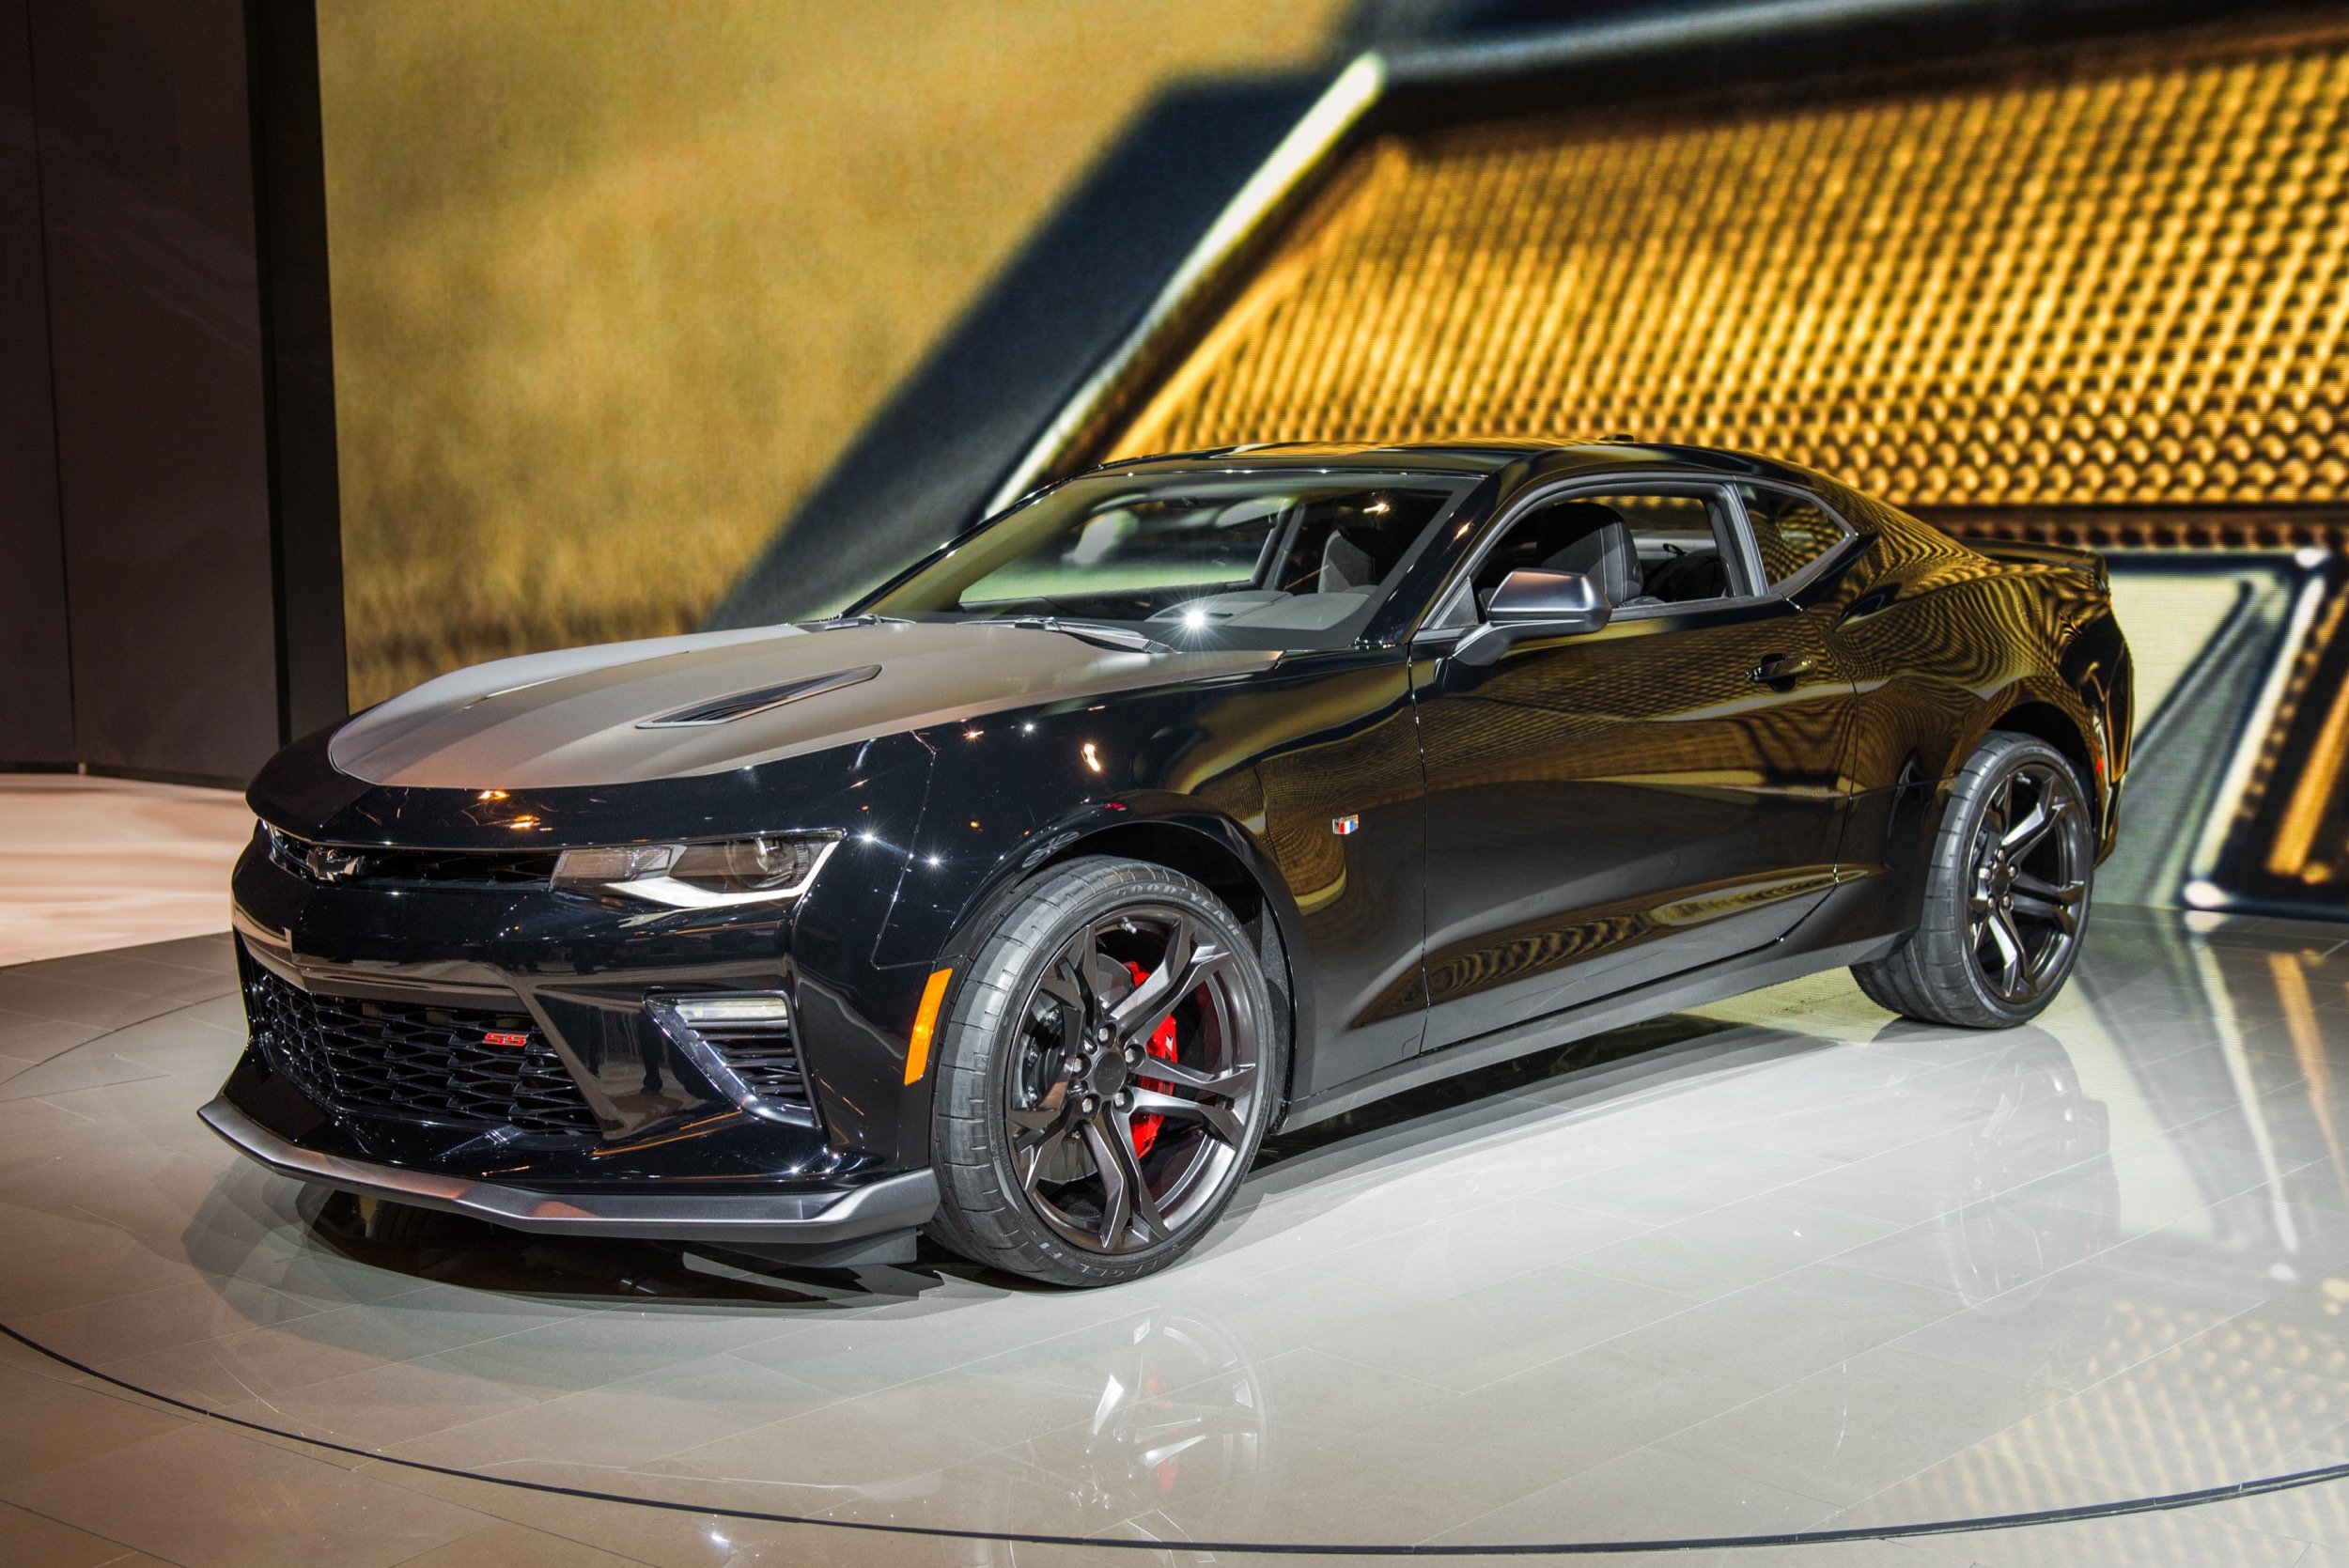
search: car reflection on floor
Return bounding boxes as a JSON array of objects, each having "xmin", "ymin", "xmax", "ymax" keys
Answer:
[{"xmin": 5, "ymin": 905, "xmax": 2349, "ymax": 1557}]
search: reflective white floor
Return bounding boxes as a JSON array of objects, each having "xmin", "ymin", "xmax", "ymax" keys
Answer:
[{"xmin": 6, "ymin": 906, "xmax": 2349, "ymax": 1566}]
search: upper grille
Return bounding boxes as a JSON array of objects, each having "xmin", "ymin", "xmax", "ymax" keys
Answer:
[
  {"xmin": 330, "ymin": 846, "xmax": 562, "ymax": 885},
  {"xmin": 241, "ymin": 955, "xmax": 600, "ymax": 1136},
  {"xmin": 264, "ymin": 827, "xmax": 557, "ymax": 888}
]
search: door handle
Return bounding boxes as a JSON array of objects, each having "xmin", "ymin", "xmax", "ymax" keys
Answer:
[{"xmin": 1750, "ymin": 653, "xmax": 1817, "ymax": 685}]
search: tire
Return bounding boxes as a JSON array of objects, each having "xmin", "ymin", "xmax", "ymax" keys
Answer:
[
  {"xmin": 926, "ymin": 856, "xmax": 1282, "ymax": 1287},
  {"xmin": 1853, "ymin": 732, "xmax": 2096, "ymax": 1028}
]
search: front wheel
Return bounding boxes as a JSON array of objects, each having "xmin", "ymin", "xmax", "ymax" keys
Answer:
[
  {"xmin": 926, "ymin": 857, "xmax": 1280, "ymax": 1287},
  {"xmin": 1853, "ymin": 733, "xmax": 2095, "ymax": 1028}
]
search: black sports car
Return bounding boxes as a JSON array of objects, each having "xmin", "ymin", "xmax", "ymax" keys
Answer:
[{"xmin": 207, "ymin": 441, "xmax": 2132, "ymax": 1285}]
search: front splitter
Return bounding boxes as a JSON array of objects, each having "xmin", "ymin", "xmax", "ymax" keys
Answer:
[{"xmin": 198, "ymin": 1095, "xmax": 938, "ymax": 1244}]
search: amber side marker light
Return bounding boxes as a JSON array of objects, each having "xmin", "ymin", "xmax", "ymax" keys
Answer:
[{"xmin": 905, "ymin": 968, "xmax": 955, "ymax": 1085}]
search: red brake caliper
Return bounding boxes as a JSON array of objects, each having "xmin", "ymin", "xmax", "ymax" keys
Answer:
[{"xmin": 1123, "ymin": 961, "xmax": 1180, "ymax": 1156}]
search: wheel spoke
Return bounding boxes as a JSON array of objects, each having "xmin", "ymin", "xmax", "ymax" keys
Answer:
[
  {"xmin": 1983, "ymin": 774, "xmax": 2014, "ymax": 843},
  {"xmin": 2011, "ymin": 870, "xmax": 2083, "ymax": 906},
  {"xmin": 1123, "ymin": 1417, "xmax": 1211, "ymax": 1447},
  {"xmin": 1131, "ymin": 1055, "xmax": 1253, "ymax": 1099},
  {"xmin": 1111, "ymin": 915, "xmax": 1228, "ymax": 1045},
  {"xmin": 2008, "ymin": 895, "xmax": 2076, "ymax": 934},
  {"xmin": 2003, "ymin": 792, "xmax": 2068, "ymax": 860},
  {"xmin": 1007, "ymin": 1097, "xmax": 1063, "ymax": 1135},
  {"xmin": 1032, "ymin": 986, "xmax": 1085, "ymax": 1061},
  {"xmin": 2010, "ymin": 877, "xmax": 2084, "ymax": 933},
  {"xmin": 1986, "ymin": 907, "xmax": 2027, "ymax": 995},
  {"xmin": 1112, "ymin": 911, "xmax": 1190, "ymax": 1033},
  {"xmin": 2000, "ymin": 798, "xmax": 2048, "ymax": 856},
  {"xmin": 1082, "ymin": 1116, "xmax": 1131, "ymax": 1247},
  {"xmin": 1044, "ymin": 926, "xmax": 1112, "ymax": 1015},
  {"xmin": 1035, "ymin": 961, "xmax": 1085, "ymax": 1017},
  {"xmin": 1106, "ymin": 1108, "xmax": 1172, "ymax": 1239},
  {"xmin": 1081, "ymin": 1111, "xmax": 1169, "ymax": 1250},
  {"xmin": 1014, "ymin": 1126, "xmax": 1069, "ymax": 1190},
  {"xmin": 1129, "ymin": 1083, "xmax": 1248, "ymax": 1146},
  {"xmin": 1136, "ymin": 1433, "xmax": 1213, "ymax": 1470},
  {"xmin": 1012, "ymin": 1095, "xmax": 1074, "ymax": 1191}
]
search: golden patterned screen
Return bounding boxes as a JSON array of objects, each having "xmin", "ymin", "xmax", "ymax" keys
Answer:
[
  {"xmin": 1100, "ymin": 23, "xmax": 2349, "ymax": 510},
  {"xmin": 1064, "ymin": 17, "xmax": 2349, "ymax": 912}
]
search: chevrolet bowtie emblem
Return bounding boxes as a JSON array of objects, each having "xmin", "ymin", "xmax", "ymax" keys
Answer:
[{"xmin": 304, "ymin": 846, "xmax": 366, "ymax": 882}]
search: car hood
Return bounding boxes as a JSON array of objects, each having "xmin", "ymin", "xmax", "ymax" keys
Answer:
[{"xmin": 329, "ymin": 620, "xmax": 1277, "ymax": 789}]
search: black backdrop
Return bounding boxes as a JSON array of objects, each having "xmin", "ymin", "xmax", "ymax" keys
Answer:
[{"xmin": 0, "ymin": 0, "xmax": 340, "ymax": 785}]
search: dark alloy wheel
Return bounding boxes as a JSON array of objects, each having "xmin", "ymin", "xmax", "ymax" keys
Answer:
[
  {"xmin": 1965, "ymin": 756, "xmax": 2090, "ymax": 1008},
  {"xmin": 1853, "ymin": 733, "xmax": 2096, "ymax": 1028},
  {"xmin": 927, "ymin": 857, "xmax": 1280, "ymax": 1286}
]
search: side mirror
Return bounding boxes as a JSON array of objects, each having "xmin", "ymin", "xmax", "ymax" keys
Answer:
[{"xmin": 1452, "ymin": 569, "xmax": 1611, "ymax": 666}]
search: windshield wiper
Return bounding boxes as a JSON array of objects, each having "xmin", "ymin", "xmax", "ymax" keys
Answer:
[
  {"xmin": 800, "ymin": 613, "xmax": 912, "ymax": 631},
  {"xmin": 997, "ymin": 616, "xmax": 1172, "ymax": 656}
]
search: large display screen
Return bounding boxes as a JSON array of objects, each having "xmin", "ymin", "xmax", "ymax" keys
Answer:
[
  {"xmin": 315, "ymin": 0, "xmax": 1341, "ymax": 709},
  {"xmin": 316, "ymin": 6, "xmax": 2349, "ymax": 916}
]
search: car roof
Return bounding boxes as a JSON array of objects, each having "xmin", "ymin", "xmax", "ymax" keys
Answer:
[{"xmin": 1088, "ymin": 439, "xmax": 1828, "ymax": 489}]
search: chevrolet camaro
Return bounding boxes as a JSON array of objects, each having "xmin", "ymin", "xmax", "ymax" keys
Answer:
[{"xmin": 206, "ymin": 441, "xmax": 2133, "ymax": 1285}]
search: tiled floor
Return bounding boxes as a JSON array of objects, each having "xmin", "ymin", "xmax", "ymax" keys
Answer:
[
  {"xmin": 4, "ymin": 908, "xmax": 2349, "ymax": 1564},
  {"xmin": 0, "ymin": 777, "xmax": 251, "ymax": 967}
]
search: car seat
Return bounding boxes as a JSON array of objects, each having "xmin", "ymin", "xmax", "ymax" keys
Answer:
[{"xmin": 1479, "ymin": 502, "xmax": 1660, "ymax": 609}]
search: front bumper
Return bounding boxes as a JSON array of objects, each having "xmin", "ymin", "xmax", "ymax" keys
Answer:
[
  {"xmin": 200, "ymin": 1095, "xmax": 937, "ymax": 1243},
  {"xmin": 210, "ymin": 802, "xmax": 946, "ymax": 1242}
]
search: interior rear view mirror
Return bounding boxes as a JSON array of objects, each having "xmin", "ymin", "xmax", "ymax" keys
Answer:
[{"xmin": 1453, "ymin": 568, "xmax": 1612, "ymax": 665}]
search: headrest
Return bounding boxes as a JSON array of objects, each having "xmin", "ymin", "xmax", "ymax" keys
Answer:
[
  {"xmin": 1317, "ymin": 527, "xmax": 1379, "ymax": 593},
  {"xmin": 1537, "ymin": 505, "xmax": 1641, "ymax": 605}
]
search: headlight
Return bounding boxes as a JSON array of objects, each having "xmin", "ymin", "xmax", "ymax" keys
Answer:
[{"xmin": 552, "ymin": 833, "xmax": 841, "ymax": 908}]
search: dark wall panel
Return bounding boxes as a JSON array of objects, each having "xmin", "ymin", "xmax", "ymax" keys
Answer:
[
  {"xmin": 0, "ymin": 0, "xmax": 71, "ymax": 764},
  {"xmin": 249, "ymin": 0, "xmax": 345, "ymax": 742},
  {"xmin": 28, "ymin": 0, "xmax": 278, "ymax": 780}
]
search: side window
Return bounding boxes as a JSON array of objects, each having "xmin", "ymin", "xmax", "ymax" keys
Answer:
[
  {"xmin": 1737, "ymin": 485, "xmax": 1852, "ymax": 588},
  {"xmin": 1469, "ymin": 488, "xmax": 1744, "ymax": 613}
]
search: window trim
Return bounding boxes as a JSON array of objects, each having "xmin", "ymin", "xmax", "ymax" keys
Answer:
[
  {"xmin": 1419, "ymin": 475, "xmax": 1761, "ymax": 637},
  {"xmin": 1730, "ymin": 479, "xmax": 1861, "ymax": 597}
]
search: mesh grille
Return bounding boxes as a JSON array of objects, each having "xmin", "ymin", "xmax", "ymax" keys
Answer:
[{"xmin": 241, "ymin": 955, "xmax": 600, "ymax": 1136}]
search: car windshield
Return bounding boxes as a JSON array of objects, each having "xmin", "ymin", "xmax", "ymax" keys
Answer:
[{"xmin": 862, "ymin": 470, "xmax": 1475, "ymax": 649}]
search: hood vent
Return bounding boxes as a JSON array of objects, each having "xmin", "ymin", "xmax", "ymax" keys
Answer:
[{"xmin": 637, "ymin": 664, "xmax": 880, "ymax": 728}]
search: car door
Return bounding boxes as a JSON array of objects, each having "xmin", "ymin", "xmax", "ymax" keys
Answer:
[{"xmin": 1409, "ymin": 480, "xmax": 1859, "ymax": 1053}]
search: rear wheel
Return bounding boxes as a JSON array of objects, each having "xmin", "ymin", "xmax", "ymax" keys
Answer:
[
  {"xmin": 1853, "ymin": 733, "xmax": 2094, "ymax": 1028},
  {"xmin": 926, "ymin": 858, "xmax": 1279, "ymax": 1287}
]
